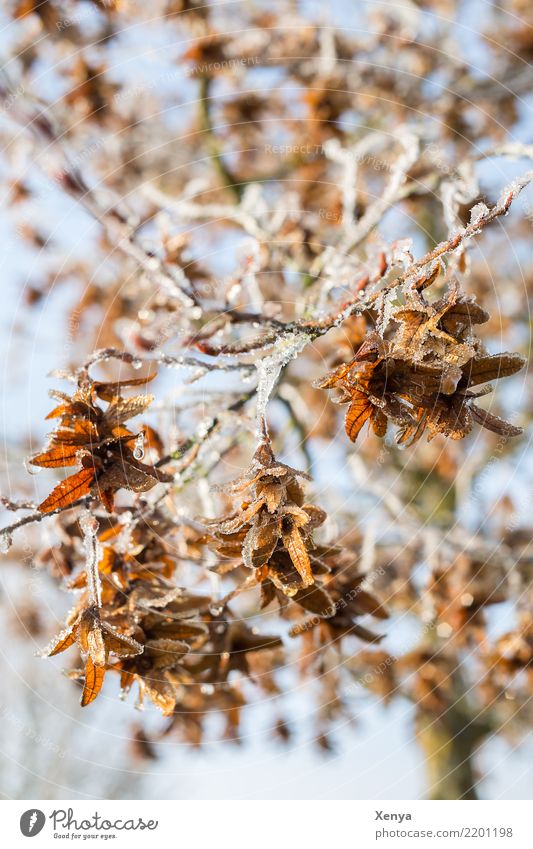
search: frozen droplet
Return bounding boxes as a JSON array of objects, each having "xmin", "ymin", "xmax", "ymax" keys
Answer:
[
  {"xmin": 24, "ymin": 457, "xmax": 43, "ymax": 475},
  {"xmin": 132, "ymin": 358, "xmax": 142, "ymax": 370},
  {"xmin": 200, "ymin": 683, "xmax": 215, "ymax": 695},
  {"xmin": 209, "ymin": 604, "xmax": 223, "ymax": 616},
  {"xmin": 133, "ymin": 432, "xmax": 145, "ymax": 460},
  {"xmin": 0, "ymin": 531, "xmax": 13, "ymax": 553},
  {"xmin": 215, "ymin": 624, "xmax": 226, "ymax": 634}
]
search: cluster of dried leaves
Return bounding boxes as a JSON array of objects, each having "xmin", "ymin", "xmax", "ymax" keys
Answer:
[
  {"xmin": 317, "ymin": 282, "xmax": 525, "ymax": 445},
  {"xmin": 42, "ymin": 510, "xmax": 206, "ymax": 711},
  {"xmin": 30, "ymin": 373, "xmax": 171, "ymax": 514},
  {"xmin": 207, "ymin": 442, "xmax": 329, "ymax": 599},
  {"xmin": 34, "ymin": 439, "xmax": 386, "ymax": 722}
]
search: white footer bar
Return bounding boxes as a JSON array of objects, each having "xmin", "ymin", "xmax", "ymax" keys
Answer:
[{"xmin": 3, "ymin": 799, "xmax": 531, "ymax": 848}]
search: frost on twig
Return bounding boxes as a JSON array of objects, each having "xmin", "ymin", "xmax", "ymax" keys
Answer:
[
  {"xmin": 79, "ymin": 510, "xmax": 101, "ymax": 608},
  {"xmin": 142, "ymin": 183, "xmax": 268, "ymax": 241},
  {"xmin": 254, "ymin": 332, "xmax": 309, "ymax": 436},
  {"xmin": 339, "ymin": 131, "xmax": 420, "ymax": 253},
  {"xmin": 394, "ymin": 168, "xmax": 533, "ymax": 292},
  {"xmin": 440, "ymin": 162, "xmax": 479, "ymax": 272},
  {"xmin": 78, "ymin": 347, "xmax": 255, "ymax": 382}
]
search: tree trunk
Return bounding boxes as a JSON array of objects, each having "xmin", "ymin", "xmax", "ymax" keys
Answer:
[{"xmin": 416, "ymin": 700, "xmax": 491, "ymax": 800}]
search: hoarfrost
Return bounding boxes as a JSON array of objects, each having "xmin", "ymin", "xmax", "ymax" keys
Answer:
[
  {"xmin": 375, "ymin": 286, "xmax": 399, "ymax": 335},
  {"xmin": 469, "ymin": 202, "xmax": 490, "ymax": 226},
  {"xmin": 254, "ymin": 332, "xmax": 309, "ymax": 435},
  {"xmin": 80, "ymin": 510, "xmax": 101, "ymax": 608},
  {"xmin": 0, "ymin": 530, "xmax": 13, "ymax": 553}
]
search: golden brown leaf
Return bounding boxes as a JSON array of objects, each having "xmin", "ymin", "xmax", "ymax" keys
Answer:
[
  {"xmin": 143, "ymin": 677, "xmax": 177, "ymax": 715},
  {"xmin": 45, "ymin": 627, "xmax": 77, "ymax": 656},
  {"xmin": 282, "ymin": 526, "xmax": 313, "ymax": 587},
  {"xmin": 81, "ymin": 655, "xmax": 106, "ymax": 706},
  {"xmin": 345, "ymin": 394, "xmax": 373, "ymax": 441},
  {"xmin": 30, "ymin": 445, "xmax": 81, "ymax": 468},
  {"xmin": 104, "ymin": 394, "xmax": 154, "ymax": 426},
  {"xmin": 87, "ymin": 625, "xmax": 107, "ymax": 666},
  {"xmin": 38, "ymin": 467, "xmax": 96, "ymax": 513}
]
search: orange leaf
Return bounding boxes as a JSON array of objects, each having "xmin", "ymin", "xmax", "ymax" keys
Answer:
[
  {"xmin": 282, "ymin": 526, "xmax": 313, "ymax": 587},
  {"xmin": 51, "ymin": 420, "xmax": 98, "ymax": 445},
  {"xmin": 81, "ymin": 655, "xmax": 106, "ymax": 706},
  {"xmin": 45, "ymin": 627, "xmax": 77, "ymax": 656},
  {"xmin": 372, "ymin": 410, "xmax": 388, "ymax": 438},
  {"xmin": 38, "ymin": 467, "xmax": 95, "ymax": 513},
  {"xmin": 98, "ymin": 547, "xmax": 116, "ymax": 574},
  {"xmin": 67, "ymin": 571, "xmax": 87, "ymax": 589},
  {"xmin": 45, "ymin": 403, "xmax": 71, "ymax": 420},
  {"xmin": 98, "ymin": 525, "xmax": 122, "ymax": 543},
  {"xmin": 345, "ymin": 395, "xmax": 373, "ymax": 442},
  {"xmin": 104, "ymin": 394, "xmax": 154, "ymax": 426},
  {"xmin": 143, "ymin": 677, "xmax": 176, "ymax": 715},
  {"xmin": 45, "ymin": 400, "xmax": 94, "ymax": 421},
  {"xmin": 30, "ymin": 445, "xmax": 80, "ymax": 468},
  {"xmin": 141, "ymin": 425, "xmax": 164, "ymax": 458}
]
